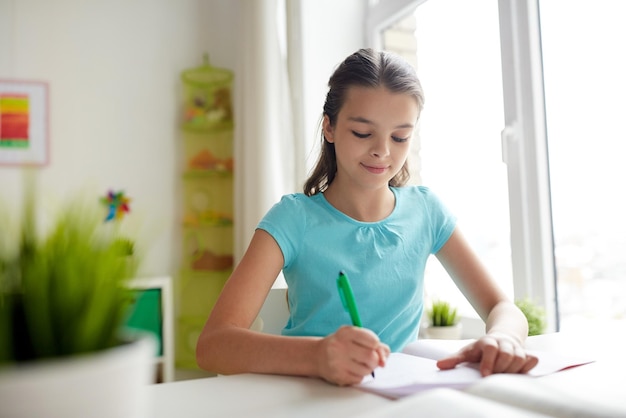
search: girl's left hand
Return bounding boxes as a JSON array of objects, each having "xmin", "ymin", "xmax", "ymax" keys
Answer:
[{"xmin": 435, "ymin": 333, "xmax": 539, "ymax": 376}]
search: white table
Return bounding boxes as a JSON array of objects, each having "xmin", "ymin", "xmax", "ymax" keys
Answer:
[
  {"xmin": 146, "ymin": 331, "xmax": 625, "ymax": 417},
  {"xmin": 146, "ymin": 372, "xmax": 389, "ymax": 417}
]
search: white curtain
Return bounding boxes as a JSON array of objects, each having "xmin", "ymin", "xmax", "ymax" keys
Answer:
[{"xmin": 234, "ymin": 0, "xmax": 298, "ymax": 265}]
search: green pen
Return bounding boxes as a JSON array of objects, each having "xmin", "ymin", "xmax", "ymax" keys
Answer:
[
  {"xmin": 337, "ymin": 271, "xmax": 362, "ymax": 326},
  {"xmin": 337, "ymin": 270, "xmax": 375, "ymax": 378}
]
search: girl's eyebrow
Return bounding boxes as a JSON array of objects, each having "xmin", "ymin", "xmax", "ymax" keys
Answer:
[
  {"xmin": 347, "ymin": 116, "xmax": 414, "ymax": 129},
  {"xmin": 348, "ymin": 116, "xmax": 373, "ymax": 124}
]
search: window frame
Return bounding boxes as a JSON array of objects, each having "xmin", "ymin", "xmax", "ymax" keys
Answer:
[
  {"xmin": 365, "ymin": 0, "xmax": 426, "ymax": 49},
  {"xmin": 497, "ymin": 0, "xmax": 558, "ymax": 331}
]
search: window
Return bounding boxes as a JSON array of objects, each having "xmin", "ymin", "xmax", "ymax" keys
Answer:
[
  {"xmin": 418, "ymin": 1, "xmax": 514, "ymax": 317},
  {"xmin": 372, "ymin": 0, "xmax": 626, "ymax": 333},
  {"xmin": 540, "ymin": 0, "xmax": 626, "ymax": 330}
]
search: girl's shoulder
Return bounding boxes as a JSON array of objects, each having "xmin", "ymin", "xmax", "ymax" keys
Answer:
[
  {"xmin": 275, "ymin": 192, "xmax": 321, "ymax": 206},
  {"xmin": 393, "ymin": 185, "xmax": 451, "ymax": 214},
  {"xmin": 393, "ymin": 185, "xmax": 438, "ymax": 201},
  {"xmin": 268, "ymin": 192, "xmax": 324, "ymax": 214}
]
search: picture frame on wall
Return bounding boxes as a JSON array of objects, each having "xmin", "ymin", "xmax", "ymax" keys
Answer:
[{"xmin": 0, "ymin": 80, "xmax": 49, "ymax": 166}]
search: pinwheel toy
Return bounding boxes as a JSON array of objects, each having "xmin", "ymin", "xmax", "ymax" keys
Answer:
[{"xmin": 100, "ymin": 190, "xmax": 131, "ymax": 222}]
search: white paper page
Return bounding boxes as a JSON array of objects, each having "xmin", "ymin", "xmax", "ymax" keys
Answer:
[
  {"xmin": 402, "ymin": 339, "xmax": 595, "ymax": 377},
  {"xmin": 467, "ymin": 374, "xmax": 626, "ymax": 418},
  {"xmin": 356, "ymin": 352, "xmax": 482, "ymax": 399},
  {"xmin": 525, "ymin": 348, "xmax": 594, "ymax": 377},
  {"xmin": 359, "ymin": 387, "xmax": 552, "ymax": 418}
]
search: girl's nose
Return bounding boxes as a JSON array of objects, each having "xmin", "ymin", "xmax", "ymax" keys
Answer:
[{"xmin": 371, "ymin": 137, "xmax": 390, "ymax": 158}]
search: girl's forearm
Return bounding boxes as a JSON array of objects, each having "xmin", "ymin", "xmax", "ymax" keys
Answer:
[{"xmin": 196, "ymin": 327, "xmax": 322, "ymax": 377}]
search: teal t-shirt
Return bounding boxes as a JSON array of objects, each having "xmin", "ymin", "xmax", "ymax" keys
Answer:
[{"xmin": 256, "ymin": 186, "xmax": 456, "ymax": 352}]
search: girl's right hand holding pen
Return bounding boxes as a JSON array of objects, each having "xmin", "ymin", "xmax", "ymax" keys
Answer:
[{"xmin": 316, "ymin": 325, "xmax": 390, "ymax": 386}]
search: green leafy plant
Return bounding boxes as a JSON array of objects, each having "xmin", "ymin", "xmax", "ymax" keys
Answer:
[
  {"xmin": 0, "ymin": 189, "xmax": 139, "ymax": 364},
  {"xmin": 515, "ymin": 298, "xmax": 547, "ymax": 336},
  {"xmin": 428, "ymin": 300, "xmax": 459, "ymax": 327}
]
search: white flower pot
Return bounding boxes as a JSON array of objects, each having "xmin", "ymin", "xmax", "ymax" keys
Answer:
[
  {"xmin": 424, "ymin": 323, "xmax": 463, "ymax": 340},
  {"xmin": 0, "ymin": 335, "xmax": 156, "ymax": 418}
]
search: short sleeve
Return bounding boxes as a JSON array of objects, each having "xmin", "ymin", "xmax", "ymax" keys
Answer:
[
  {"xmin": 418, "ymin": 186, "xmax": 457, "ymax": 254},
  {"xmin": 256, "ymin": 194, "xmax": 306, "ymax": 268}
]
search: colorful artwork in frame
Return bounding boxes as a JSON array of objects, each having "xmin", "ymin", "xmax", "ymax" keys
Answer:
[{"xmin": 0, "ymin": 80, "xmax": 49, "ymax": 166}]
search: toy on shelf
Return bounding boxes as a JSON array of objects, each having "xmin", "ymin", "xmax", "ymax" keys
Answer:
[
  {"xmin": 191, "ymin": 249, "xmax": 233, "ymax": 271},
  {"xmin": 181, "ymin": 54, "xmax": 233, "ymax": 132},
  {"xmin": 184, "ymin": 228, "xmax": 234, "ymax": 272},
  {"xmin": 188, "ymin": 149, "xmax": 233, "ymax": 172}
]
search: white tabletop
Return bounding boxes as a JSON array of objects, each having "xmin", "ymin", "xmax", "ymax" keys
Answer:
[
  {"xmin": 146, "ymin": 372, "xmax": 389, "ymax": 418},
  {"xmin": 145, "ymin": 332, "xmax": 625, "ymax": 418}
]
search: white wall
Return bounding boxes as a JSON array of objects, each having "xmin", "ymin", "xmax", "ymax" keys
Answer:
[{"xmin": 0, "ymin": 0, "xmax": 240, "ymax": 277}]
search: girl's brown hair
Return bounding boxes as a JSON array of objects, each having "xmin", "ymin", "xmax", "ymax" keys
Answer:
[{"xmin": 303, "ymin": 48, "xmax": 425, "ymax": 196}]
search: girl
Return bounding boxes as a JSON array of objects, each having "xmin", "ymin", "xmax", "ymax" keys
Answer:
[{"xmin": 196, "ymin": 48, "xmax": 538, "ymax": 386}]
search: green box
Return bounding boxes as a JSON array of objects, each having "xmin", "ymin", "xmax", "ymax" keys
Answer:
[{"xmin": 125, "ymin": 289, "xmax": 163, "ymax": 356}]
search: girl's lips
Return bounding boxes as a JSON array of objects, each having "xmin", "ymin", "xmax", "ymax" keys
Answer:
[{"xmin": 362, "ymin": 164, "xmax": 388, "ymax": 174}]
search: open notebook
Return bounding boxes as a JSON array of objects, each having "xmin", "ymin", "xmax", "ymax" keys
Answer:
[
  {"xmin": 356, "ymin": 338, "xmax": 595, "ymax": 400},
  {"xmin": 358, "ymin": 374, "xmax": 626, "ymax": 418}
]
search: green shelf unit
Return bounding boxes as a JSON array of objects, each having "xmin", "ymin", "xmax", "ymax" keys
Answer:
[
  {"xmin": 177, "ymin": 56, "xmax": 234, "ymax": 370},
  {"xmin": 181, "ymin": 119, "xmax": 234, "ymax": 134},
  {"xmin": 175, "ymin": 270, "xmax": 230, "ymax": 369},
  {"xmin": 182, "ymin": 224, "xmax": 234, "ymax": 273},
  {"xmin": 182, "ymin": 173, "xmax": 233, "ymax": 226},
  {"xmin": 183, "ymin": 129, "xmax": 233, "ymax": 174},
  {"xmin": 176, "ymin": 270, "xmax": 230, "ymax": 318},
  {"xmin": 182, "ymin": 170, "xmax": 233, "ymax": 180},
  {"xmin": 180, "ymin": 54, "xmax": 234, "ymax": 134},
  {"xmin": 175, "ymin": 315, "xmax": 210, "ymax": 370}
]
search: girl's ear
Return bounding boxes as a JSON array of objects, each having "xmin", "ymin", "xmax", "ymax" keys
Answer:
[{"xmin": 322, "ymin": 115, "xmax": 334, "ymax": 143}]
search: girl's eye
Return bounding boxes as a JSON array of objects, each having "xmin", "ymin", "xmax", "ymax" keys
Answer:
[
  {"xmin": 351, "ymin": 131, "xmax": 370, "ymax": 139},
  {"xmin": 351, "ymin": 130, "xmax": 409, "ymax": 142}
]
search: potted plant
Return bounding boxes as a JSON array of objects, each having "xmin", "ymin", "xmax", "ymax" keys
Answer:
[
  {"xmin": 423, "ymin": 299, "xmax": 462, "ymax": 339},
  {"xmin": 515, "ymin": 298, "xmax": 547, "ymax": 336},
  {"xmin": 0, "ymin": 188, "xmax": 155, "ymax": 417}
]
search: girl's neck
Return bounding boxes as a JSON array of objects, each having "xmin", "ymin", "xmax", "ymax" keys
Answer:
[{"xmin": 323, "ymin": 182, "xmax": 395, "ymax": 222}]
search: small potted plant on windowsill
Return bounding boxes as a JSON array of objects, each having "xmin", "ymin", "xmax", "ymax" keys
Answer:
[
  {"xmin": 424, "ymin": 299, "xmax": 462, "ymax": 339},
  {"xmin": 515, "ymin": 298, "xmax": 547, "ymax": 336},
  {"xmin": 0, "ymin": 187, "xmax": 155, "ymax": 417}
]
